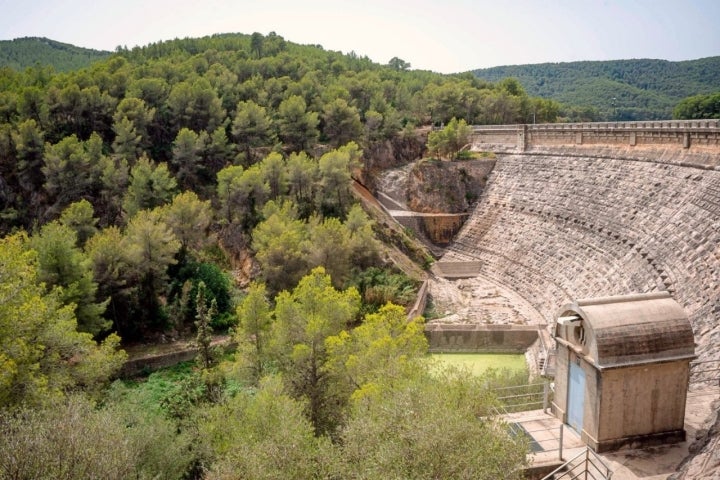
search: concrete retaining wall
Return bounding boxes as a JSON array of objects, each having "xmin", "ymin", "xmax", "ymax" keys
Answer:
[
  {"xmin": 425, "ymin": 324, "xmax": 543, "ymax": 353},
  {"xmin": 407, "ymin": 279, "xmax": 429, "ymax": 320},
  {"xmin": 119, "ymin": 340, "xmax": 237, "ymax": 378},
  {"xmin": 120, "ymin": 349, "xmax": 199, "ymax": 377}
]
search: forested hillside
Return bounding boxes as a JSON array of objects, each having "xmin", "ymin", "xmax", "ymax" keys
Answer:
[
  {"xmin": 472, "ymin": 56, "xmax": 720, "ymax": 120},
  {"xmin": 0, "ymin": 32, "xmax": 533, "ymax": 479},
  {"xmin": 0, "ymin": 37, "xmax": 111, "ymax": 72},
  {"xmin": 0, "ymin": 32, "xmax": 560, "ymax": 242}
]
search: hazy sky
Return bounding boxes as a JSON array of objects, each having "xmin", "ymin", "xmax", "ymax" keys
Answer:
[{"xmin": 1, "ymin": 0, "xmax": 718, "ymax": 73}]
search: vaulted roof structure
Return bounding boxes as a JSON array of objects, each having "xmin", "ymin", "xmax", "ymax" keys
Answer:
[{"xmin": 555, "ymin": 291, "xmax": 696, "ymax": 369}]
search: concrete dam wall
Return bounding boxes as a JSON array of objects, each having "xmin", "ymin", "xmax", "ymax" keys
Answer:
[{"xmin": 438, "ymin": 121, "xmax": 720, "ymax": 362}]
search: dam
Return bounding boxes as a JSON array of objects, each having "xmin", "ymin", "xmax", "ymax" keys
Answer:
[
  {"xmin": 419, "ymin": 120, "xmax": 720, "ymax": 475},
  {"xmin": 429, "ymin": 120, "xmax": 720, "ymax": 365}
]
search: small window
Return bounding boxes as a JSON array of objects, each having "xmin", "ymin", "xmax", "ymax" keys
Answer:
[{"xmin": 574, "ymin": 324, "xmax": 586, "ymax": 346}]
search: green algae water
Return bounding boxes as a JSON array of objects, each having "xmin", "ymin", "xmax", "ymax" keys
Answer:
[{"xmin": 430, "ymin": 353, "xmax": 527, "ymax": 376}]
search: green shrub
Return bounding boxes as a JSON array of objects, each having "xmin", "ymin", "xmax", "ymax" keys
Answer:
[
  {"xmin": 0, "ymin": 394, "xmax": 195, "ymax": 480},
  {"xmin": 455, "ymin": 149, "xmax": 476, "ymax": 160}
]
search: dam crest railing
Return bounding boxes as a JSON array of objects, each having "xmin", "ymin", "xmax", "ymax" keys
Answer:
[{"xmin": 472, "ymin": 119, "xmax": 720, "ymax": 132}]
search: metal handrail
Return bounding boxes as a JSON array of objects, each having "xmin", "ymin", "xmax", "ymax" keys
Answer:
[
  {"xmin": 472, "ymin": 120, "xmax": 720, "ymax": 131},
  {"xmin": 497, "ymin": 392, "xmax": 544, "ymax": 400},
  {"xmin": 540, "ymin": 447, "xmax": 613, "ymax": 480},
  {"xmin": 493, "ymin": 381, "xmax": 551, "ymax": 416},
  {"xmin": 493, "ymin": 382, "xmax": 546, "ymax": 391},
  {"xmin": 540, "ymin": 449, "xmax": 588, "ymax": 479}
]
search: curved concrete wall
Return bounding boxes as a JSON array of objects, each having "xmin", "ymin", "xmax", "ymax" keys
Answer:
[{"xmin": 441, "ymin": 140, "xmax": 720, "ymax": 362}]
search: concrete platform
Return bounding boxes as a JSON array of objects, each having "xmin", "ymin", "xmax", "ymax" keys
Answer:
[
  {"xmin": 502, "ymin": 408, "xmax": 585, "ymax": 473},
  {"xmin": 505, "ymin": 384, "xmax": 720, "ymax": 479}
]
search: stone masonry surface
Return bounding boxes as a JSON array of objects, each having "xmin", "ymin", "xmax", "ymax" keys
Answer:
[{"xmin": 440, "ymin": 147, "xmax": 720, "ymax": 363}]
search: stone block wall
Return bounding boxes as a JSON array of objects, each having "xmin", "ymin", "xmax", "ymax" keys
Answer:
[
  {"xmin": 470, "ymin": 125, "xmax": 522, "ymax": 152},
  {"xmin": 120, "ymin": 349, "xmax": 198, "ymax": 377},
  {"xmin": 425, "ymin": 324, "xmax": 541, "ymax": 353},
  {"xmin": 120, "ymin": 340, "xmax": 237, "ymax": 377}
]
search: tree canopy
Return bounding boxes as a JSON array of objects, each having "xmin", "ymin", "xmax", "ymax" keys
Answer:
[
  {"xmin": 212, "ymin": 267, "xmax": 529, "ymax": 479},
  {"xmin": 427, "ymin": 117, "xmax": 472, "ymax": 160},
  {"xmin": 673, "ymin": 91, "xmax": 720, "ymax": 119},
  {"xmin": 0, "ymin": 37, "xmax": 111, "ymax": 72},
  {"xmin": 0, "ymin": 31, "xmax": 569, "ymax": 239},
  {"xmin": 0, "ymin": 32, "xmax": 540, "ymax": 478},
  {"xmin": 472, "ymin": 56, "xmax": 720, "ymax": 120},
  {"xmin": 0, "ymin": 233, "xmax": 125, "ymax": 408}
]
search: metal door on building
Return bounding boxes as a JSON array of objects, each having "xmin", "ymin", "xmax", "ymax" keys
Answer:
[{"xmin": 567, "ymin": 361, "xmax": 585, "ymax": 434}]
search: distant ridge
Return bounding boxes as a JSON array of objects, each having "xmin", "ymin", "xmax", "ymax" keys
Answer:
[
  {"xmin": 0, "ymin": 37, "xmax": 111, "ymax": 72},
  {"xmin": 471, "ymin": 57, "xmax": 720, "ymax": 120}
]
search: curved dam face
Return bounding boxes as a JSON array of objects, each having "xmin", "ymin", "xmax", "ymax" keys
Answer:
[{"xmin": 434, "ymin": 121, "xmax": 720, "ymax": 362}]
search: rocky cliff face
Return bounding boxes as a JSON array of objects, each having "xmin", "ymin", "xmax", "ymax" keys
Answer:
[
  {"xmin": 356, "ymin": 131, "xmax": 428, "ymax": 192},
  {"xmin": 671, "ymin": 401, "xmax": 720, "ymax": 479},
  {"xmin": 370, "ymin": 157, "xmax": 497, "ymax": 254},
  {"xmin": 406, "ymin": 159, "xmax": 496, "ymax": 213}
]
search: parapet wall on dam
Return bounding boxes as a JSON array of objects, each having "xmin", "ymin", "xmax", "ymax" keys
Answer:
[
  {"xmin": 472, "ymin": 120, "xmax": 720, "ymax": 164},
  {"xmin": 439, "ymin": 121, "xmax": 720, "ymax": 362}
]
